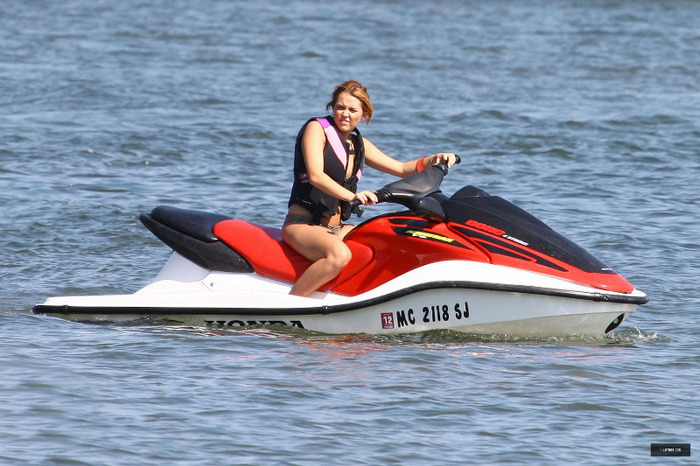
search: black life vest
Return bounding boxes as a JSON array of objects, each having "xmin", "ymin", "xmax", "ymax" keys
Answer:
[{"xmin": 288, "ymin": 116, "xmax": 365, "ymax": 223}]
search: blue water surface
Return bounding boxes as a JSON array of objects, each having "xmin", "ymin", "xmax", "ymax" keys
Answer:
[{"xmin": 1, "ymin": 1, "xmax": 698, "ymax": 464}]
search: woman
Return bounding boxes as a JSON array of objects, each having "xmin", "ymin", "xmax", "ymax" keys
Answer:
[{"xmin": 282, "ymin": 80, "xmax": 456, "ymax": 297}]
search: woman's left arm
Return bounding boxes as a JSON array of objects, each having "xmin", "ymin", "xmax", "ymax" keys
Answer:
[{"xmin": 363, "ymin": 138, "xmax": 457, "ymax": 177}]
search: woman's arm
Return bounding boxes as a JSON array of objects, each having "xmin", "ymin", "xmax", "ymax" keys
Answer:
[
  {"xmin": 363, "ymin": 138, "xmax": 456, "ymax": 177},
  {"xmin": 302, "ymin": 121, "xmax": 375, "ymax": 203}
]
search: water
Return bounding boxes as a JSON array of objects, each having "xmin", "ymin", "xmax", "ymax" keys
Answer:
[{"xmin": 2, "ymin": 0, "xmax": 699, "ymax": 463}]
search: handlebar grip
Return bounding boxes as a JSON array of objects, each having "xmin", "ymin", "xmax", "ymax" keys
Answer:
[
  {"xmin": 434, "ymin": 154, "xmax": 460, "ymax": 175},
  {"xmin": 350, "ymin": 190, "xmax": 387, "ymax": 209}
]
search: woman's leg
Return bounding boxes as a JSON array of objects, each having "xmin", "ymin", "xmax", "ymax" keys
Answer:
[{"xmin": 282, "ymin": 224, "xmax": 352, "ymax": 297}]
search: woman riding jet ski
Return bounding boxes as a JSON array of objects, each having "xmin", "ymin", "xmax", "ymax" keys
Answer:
[
  {"xmin": 281, "ymin": 80, "xmax": 457, "ymax": 297},
  {"xmin": 33, "ymin": 161, "xmax": 647, "ymax": 336}
]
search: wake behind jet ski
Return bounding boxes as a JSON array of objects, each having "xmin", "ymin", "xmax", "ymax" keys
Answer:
[{"xmin": 33, "ymin": 163, "xmax": 647, "ymax": 337}]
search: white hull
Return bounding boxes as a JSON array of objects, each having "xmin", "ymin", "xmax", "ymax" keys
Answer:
[{"xmin": 35, "ymin": 253, "xmax": 646, "ymax": 337}]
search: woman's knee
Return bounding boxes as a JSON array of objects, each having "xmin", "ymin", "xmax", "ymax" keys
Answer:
[{"xmin": 327, "ymin": 243, "xmax": 352, "ymax": 270}]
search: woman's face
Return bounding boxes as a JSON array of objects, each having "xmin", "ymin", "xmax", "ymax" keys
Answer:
[{"xmin": 332, "ymin": 92, "xmax": 364, "ymax": 135}]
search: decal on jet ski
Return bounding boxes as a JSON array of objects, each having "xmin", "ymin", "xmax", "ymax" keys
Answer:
[
  {"xmin": 392, "ymin": 227, "xmax": 468, "ymax": 248},
  {"xmin": 466, "ymin": 219, "xmax": 505, "ymax": 236},
  {"xmin": 387, "ymin": 302, "xmax": 470, "ymax": 329},
  {"xmin": 466, "ymin": 219, "xmax": 529, "ymax": 246},
  {"xmin": 405, "ymin": 229, "xmax": 453, "ymax": 243},
  {"xmin": 204, "ymin": 319, "xmax": 305, "ymax": 329},
  {"xmin": 381, "ymin": 312, "xmax": 395, "ymax": 329}
]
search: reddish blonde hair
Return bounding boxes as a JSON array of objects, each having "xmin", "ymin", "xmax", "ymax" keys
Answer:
[{"xmin": 326, "ymin": 80, "xmax": 374, "ymax": 124}]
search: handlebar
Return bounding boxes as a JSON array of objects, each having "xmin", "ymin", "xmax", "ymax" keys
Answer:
[{"xmin": 349, "ymin": 154, "xmax": 460, "ymax": 215}]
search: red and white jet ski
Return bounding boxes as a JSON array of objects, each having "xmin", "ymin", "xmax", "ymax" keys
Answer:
[{"xmin": 33, "ymin": 163, "xmax": 647, "ymax": 337}]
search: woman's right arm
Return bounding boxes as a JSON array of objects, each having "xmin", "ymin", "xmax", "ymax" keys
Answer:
[{"xmin": 302, "ymin": 121, "xmax": 375, "ymax": 204}]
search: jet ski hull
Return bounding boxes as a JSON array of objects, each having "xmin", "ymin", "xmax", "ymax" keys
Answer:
[{"xmin": 34, "ymin": 254, "xmax": 646, "ymax": 337}]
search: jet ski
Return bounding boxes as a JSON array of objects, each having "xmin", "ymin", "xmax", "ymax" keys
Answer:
[{"xmin": 33, "ymin": 162, "xmax": 648, "ymax": 337}]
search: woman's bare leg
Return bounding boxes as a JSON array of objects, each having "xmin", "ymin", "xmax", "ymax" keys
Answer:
[{"xmin": 282, "ymin": 224, "xmax": 353, "ymax": 296}]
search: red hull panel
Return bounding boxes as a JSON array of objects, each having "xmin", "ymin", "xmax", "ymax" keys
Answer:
[{"xmin": 213, "ymin": 216, "xmax": 634, "ymax": 297}]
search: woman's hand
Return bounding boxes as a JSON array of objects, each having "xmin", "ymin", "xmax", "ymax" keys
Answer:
[
  {"xmin": 424, "ymin": 152, "xmax": 458, "ymax": 168},
  {"xmin": 352, "ymin": 190, "xmax": 378, "ymax": 205}
]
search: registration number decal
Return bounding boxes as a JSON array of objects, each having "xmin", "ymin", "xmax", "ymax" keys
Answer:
[
  {"xmin": 381, "ymin": 312, "xmax": 395, "ymax": 329},
  {"xmin": 384, "ymin": 302, "xmax": 470, "ymax": 329}
]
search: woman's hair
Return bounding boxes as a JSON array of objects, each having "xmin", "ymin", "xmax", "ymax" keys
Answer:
[{"xmin": 326, "ymin": 80, "xmax": 374, "ymax": 124}]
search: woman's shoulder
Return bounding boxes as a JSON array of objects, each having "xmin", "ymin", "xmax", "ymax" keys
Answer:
[
  {"xmin": 303, "ymin": 115, "xmax": 331, "ymax": 126},
  {"xmin": 304, "ymin": 118, "xmax": 325, "ymax": 133},
  {"xmin": 297, "ymin": 116, "xmax": 325, "ymax": 138},
  {"xmin": 297, "ymin": 117, "xmax": 328, "ymax": 145}
]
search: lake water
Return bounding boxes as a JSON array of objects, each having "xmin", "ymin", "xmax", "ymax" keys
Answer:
[{"xmin": 1, "ymin": 0, "xmax": 698, "ymax": 464}]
